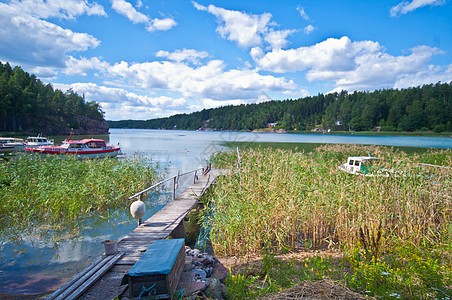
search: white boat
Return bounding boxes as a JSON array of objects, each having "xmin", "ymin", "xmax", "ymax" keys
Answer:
[
  {"xmin": 338, "ymin": 155, "xmax": 380, "ymax": 175},
  {"xmin": 0, "ymin": 137, "xmax": 25, "ymax": 153},
  {"xmin": 25, "ymin": 135, "xmax": 54, "ymax": 148},
  {"xmin": 25, "ymin": 138, "xmax": 121, "ymax": 158}
]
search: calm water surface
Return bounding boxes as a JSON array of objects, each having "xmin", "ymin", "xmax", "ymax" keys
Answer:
[{"xmin": 0, "ymin": 129, "xmax": 450, "ymax": 295}]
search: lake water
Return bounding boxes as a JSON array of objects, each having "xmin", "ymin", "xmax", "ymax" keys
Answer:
[{"xmin": 0, "ymin": 129, "xmax": 450, "ymax": 296}]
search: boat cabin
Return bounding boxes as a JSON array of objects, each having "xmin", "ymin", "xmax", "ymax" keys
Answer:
[
  {"xmin": 63, "ymin": 139, "xmax": 107, "ymax": 149},
  {"xmin": 340, "ymin": 156, "xmax": 379, "ymax": 175}
]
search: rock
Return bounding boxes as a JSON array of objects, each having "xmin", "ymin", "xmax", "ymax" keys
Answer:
[
  {"xmin": 205, "ymin": 278, "xmax": 222, "ymax": 300},
  {"xmin": 211, "ymin": 261, "xmax": 229, "ymax": 282},
  {"xmin": 177, "ymin": 281, "xmax": 207, "ymax": 297},
  {"xmin": 190, "ymin": 269, "xmax": 207, "ymax": 281}
]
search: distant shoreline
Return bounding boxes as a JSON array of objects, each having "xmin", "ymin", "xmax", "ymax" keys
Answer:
[{"xmin": 106, "ymin": 127, "xmax": 452, "ymax": 138}]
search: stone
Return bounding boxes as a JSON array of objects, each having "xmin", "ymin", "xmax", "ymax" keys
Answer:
[
  {"xmin": 212, "ymin": 262, "xmax": 229, "ymax": 282},
  {"xmin": 190, "ymin": 269, "xmax": 207, "ymax": 281},
  {"xmin": 205, "ymin": 278, "xmax": 222, "ymax": 300},
  {"xmin": 177, "ymin": 281, "xmax": 207, "ymax": 296}
]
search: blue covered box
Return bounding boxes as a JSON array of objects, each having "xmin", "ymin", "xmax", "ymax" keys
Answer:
[{"xmin": 122, "ymin": 239, "xmax": 185, "ymax": 299}]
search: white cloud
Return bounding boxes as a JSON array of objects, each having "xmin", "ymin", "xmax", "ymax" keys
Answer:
[
  {"xmin": 264, "ymin": 29, "xmax": 294, "ymax": 50},
  {"xmin": 111, "ymin": 0, "xmax": 176, "ymax": 32},
  {"xmin": 296, "ymin": 6, "xmax": 311, "ymax": 21},
  {"xmin": 393, "ymin": 63, "xmax": 452, "ymax": 89},
  {"xmin": 254, "ymin": 37, "xmax": 378, "ymax": 73},
  {"xmin": 64, "ymin": 56, "xmax": 110, "ymax": 76},
  {"xmin": 4, "ymin": 0, "xmax": 106, "ymax": 20},
  {"xmin": 156, "ymin": 49, "xmax": 208, "ymax": 64},
  {"xmin": 193, "ymin": 2, "xmax": 292, "ymax": 50},
  {"xmin": 252, "ymin": 36, "xmax": 447, "ymax": 92},
  {"xmin": 0, "ymin": 3, "xmax": 100, "ymax": 68},
  {"xmin": 108, "ymin": 58, "xmax": 296, "ymax": 101},
  {"xmin": 304, "ymin": 24, "xmax": 314, "ymax": 35},
  {"xmin": 390, "ymin": 0, "xmax": 445, "ymax": 16},
  {"xmin": 111, "ymin": 0, "xmax": 149, "ymax": 23},
  {"xmin": 54, "ymin": 82, "xmax": 191, "ymax": 120},
  {"xmin": 146, "ymin": 18, "xmax": 177, "ymax": 32}
]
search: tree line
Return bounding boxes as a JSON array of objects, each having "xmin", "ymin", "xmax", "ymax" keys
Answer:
[
  {"xmin": 0, "ymin": 62, "xmax": 105, "ymax": 133},
  {"xmin": 110, "ymin": 82, "xmax": 452, "ymax": 132}
]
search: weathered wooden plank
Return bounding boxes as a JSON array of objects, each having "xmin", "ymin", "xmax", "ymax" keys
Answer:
[
  {"xmin": 65, "ymin": 252, "xmax": 125, "ymax": 300},
  {"xmin": 46, "ymin": 256, "xmax": 104, "ymax": 300},
  {"xmin": 53, "ymin": 252, "xmax": 124, "ymax": 300}
]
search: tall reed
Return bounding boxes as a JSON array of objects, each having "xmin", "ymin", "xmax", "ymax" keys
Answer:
[
  {"xmin": 207, "ymin": 145, "xmax": 452, "ymax": 257},
  {"xmin": 0, "ymin": 154, "xmax": 162, "ymax": 233}
]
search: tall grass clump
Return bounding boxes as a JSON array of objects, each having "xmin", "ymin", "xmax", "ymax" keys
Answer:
[
  {"xmin": 0, "ymin": 154, "xmax": 162, "ymax": 232},
  {"xmin": 207, "ymin": 145, "xmax": 451, "ymax": 298}
]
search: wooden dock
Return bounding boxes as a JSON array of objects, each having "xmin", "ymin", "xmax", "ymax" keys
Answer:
[{"xmin": 47, "ymin": 168, "xmax": 225, "ymax": 300}]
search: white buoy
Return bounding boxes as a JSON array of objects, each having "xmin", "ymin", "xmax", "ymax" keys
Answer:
[{"xmin": 130, "ymin": 200, "xmax": 146, "ymax": 225}]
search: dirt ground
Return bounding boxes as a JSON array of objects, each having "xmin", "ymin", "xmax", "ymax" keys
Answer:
[{"xmin": 216, "ymin": 251, "xmax": 374, "ymax": 300}]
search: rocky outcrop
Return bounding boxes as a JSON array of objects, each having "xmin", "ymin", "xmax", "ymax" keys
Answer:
[
  {"xmin": 177, "ymin": 246, "xmax": 229, "ymax": 299},
  {"xmin": 16, "ymin": 114, "xmax": 109, "ymax": 135},
  {"xmin": 73, "ymin": 115, "xmax": 109, "ymax": 135}
]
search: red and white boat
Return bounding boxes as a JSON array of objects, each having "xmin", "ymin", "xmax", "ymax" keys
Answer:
[{"xmin": 25, "ymin": 138, "xmax": 121, "ymax": 158}]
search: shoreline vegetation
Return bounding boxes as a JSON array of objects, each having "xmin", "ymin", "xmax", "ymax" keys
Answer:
[
  {"xmin": 205, "ymin": 144, "xmax": 451, "ymax": 299},
  {"xmin": 0, "ymin": 154, "xmax": 163, "ymax": 244}
]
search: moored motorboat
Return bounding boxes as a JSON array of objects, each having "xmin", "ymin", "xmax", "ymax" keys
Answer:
[
  {"xmin": 25, "ymin": 135, "xmax": 54, "ymax": 148},
  {"xmin": 0, "ymin": 137, "xmax": 25, "ymax": 153},
  {"xmin": 25, "ymin": 138, "xmax": 121, "ymax": 158}
]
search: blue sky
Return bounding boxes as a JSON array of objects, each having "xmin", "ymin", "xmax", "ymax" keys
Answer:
[{"xmin": 1, "ymin": 0, "xmax": 451, "ymax": 120}]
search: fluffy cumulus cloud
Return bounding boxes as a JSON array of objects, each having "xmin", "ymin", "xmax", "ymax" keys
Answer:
[
  {"xmin": 394, "ymin": 63, "xmax": 452, "ymax": 89},
  {"xmin": 111, "ymin": 0, "xmax": 176, "ymax": 32},
  {"xmin": 111, "ymin": 0, "xmax": 148, "ymax": 23},
  {"xmin": 0, "ymin": 2, "xmax": 100, "ymax": 68},
  {"xmin": 108, "ymin": 56, "xmax": 297, "ymax": 101},
  {"xmin": 390, "ymin": 0, "xmax": 446, "ymax": 16},
  {"xmin": 193, "ymin": 1, "xmax": 293, "ymax": 49},
  {"xmin": 252, "ymin": 36, "xmax": 447, "ymax": 91},
  {"xmin": 54, "ymin": 82, "xmax": 191, "ymax": 119},
  {"xmin": 64, "ymin": 56, "xmax": 110, "ymax": 76}
]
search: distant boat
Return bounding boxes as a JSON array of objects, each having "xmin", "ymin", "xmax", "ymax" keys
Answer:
[
  {"xmin": 0, "ymin": 137, "xmax": 25, "ymax": 153},
  {"xmin": 25, "ymin": 138, "xmax": 121, "ymax": 158},
  {"xmin": 25, "ymin": 135, "xmax": 54, "ymax": 148}
]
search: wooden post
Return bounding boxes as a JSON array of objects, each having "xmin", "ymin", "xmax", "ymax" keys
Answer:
[
  {"xmin": 138, "ymin": 194, "xmax": 143, "ymax": 225},
  {"xmin": 172, "ymin": 176, "xmax": 176, "ymax": 201}
]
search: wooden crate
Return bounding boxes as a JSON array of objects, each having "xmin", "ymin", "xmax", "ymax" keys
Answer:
[{"xmin": 122, "ymin": 239, "xmax": 185, "ymax": 299}]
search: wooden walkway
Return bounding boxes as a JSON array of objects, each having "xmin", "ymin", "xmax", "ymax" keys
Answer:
[{"xmin": 47, "ymin": 168, "xmax": 225, "ymax": 300}]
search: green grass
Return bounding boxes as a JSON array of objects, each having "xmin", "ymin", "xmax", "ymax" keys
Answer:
[{"xmin": 206, "ymin": 144, "xmax": 452, "ymax": 299}]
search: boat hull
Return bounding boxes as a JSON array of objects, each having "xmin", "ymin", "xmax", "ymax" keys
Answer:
[{"xmin": 25, "ymin": 147, "xmax": 121, "ymax": 159}]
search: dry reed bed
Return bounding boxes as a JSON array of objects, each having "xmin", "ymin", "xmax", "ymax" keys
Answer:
[{"xmin": 208, "ymin": 144, "xmax": 451, "ymax": 257}]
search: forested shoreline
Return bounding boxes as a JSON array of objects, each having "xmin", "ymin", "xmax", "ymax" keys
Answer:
[
  {"xmin": 0, "ymin": 62, "xmax": 108, "ymax": 135},
  {"xmin": 110, "ymin": 82, "xmax": 452, "ymax": 133}
]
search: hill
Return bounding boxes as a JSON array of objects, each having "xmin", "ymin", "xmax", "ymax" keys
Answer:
[
  {"xmin": 109, "ymin": 82, "xmax": 452, "ymax": 133},
  {"xmin": 0, "ymin": 62, "xmax": 108, "ymax": 135}
]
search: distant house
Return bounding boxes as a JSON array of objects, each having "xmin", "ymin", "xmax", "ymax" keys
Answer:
[
  {"xmin": 267, "ymin": 122, "xmax": 279, "ymax": 128},
  {"xmin": 374, "ymin": 126, "xmax": 381, "ymax": 132}
]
